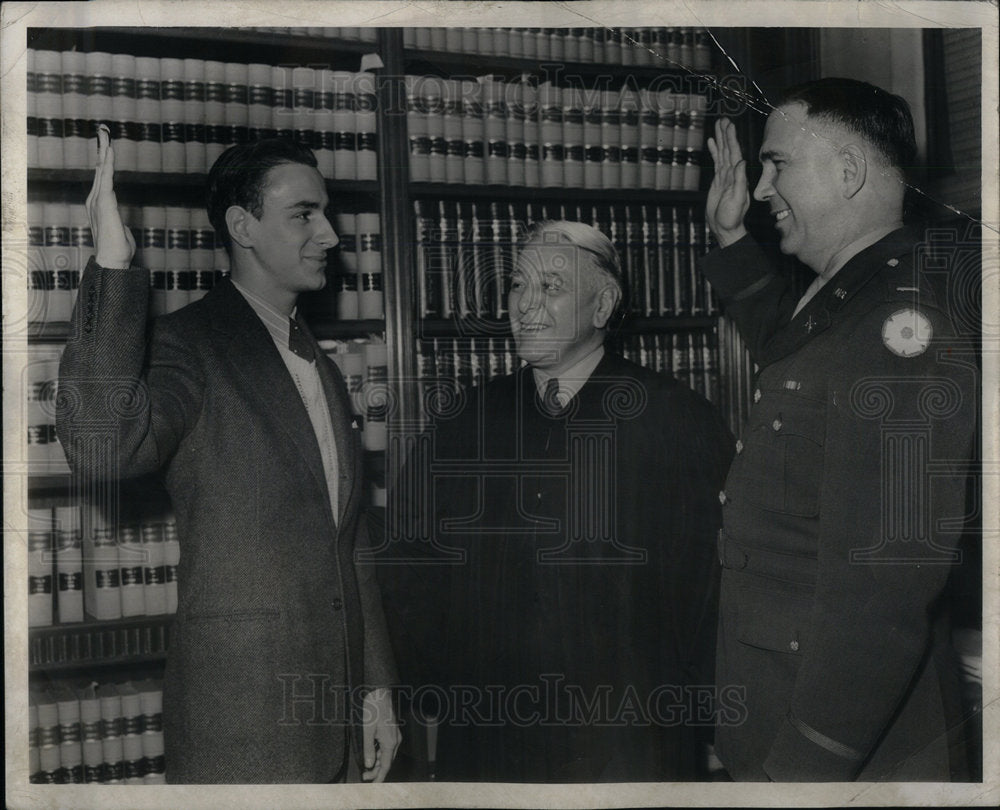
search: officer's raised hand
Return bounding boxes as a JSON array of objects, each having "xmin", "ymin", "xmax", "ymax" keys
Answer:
[
  {"xmin": 706, "ymin": 117, "xmax": 749, "ymax": 247},
  {"xmin": 86, "ymin": 124, "xmax": 136, "ymax": 270}
]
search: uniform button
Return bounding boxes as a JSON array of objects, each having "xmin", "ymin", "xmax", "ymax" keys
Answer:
[
  {"xmin": 772, "ymin": 418, "xmax": 782, "ymax": 431},
  {"xmin": 536, "ymin": 491, "xmax": 542, "ymax": 500},
  {"xmin": 735, "ymin": 439, "xmax": 743, "ymax": 454},
  {"xmin": 718, "ymin": 490, "xmax": 727, "ymax": 505},
  {"xmin": 789, "ymin": 640, "xmax": 799, "ymax": 652},
  {"xmin": 331, "ymin": 597, "xmax": 343, "ymax": 610},
  {"xmin": 887, "ymin": 258, "xmax": 899, "ymax": 267},
  {"xmin": 754, "ymin": 389, "xmax": 762, "ymax": 403}
]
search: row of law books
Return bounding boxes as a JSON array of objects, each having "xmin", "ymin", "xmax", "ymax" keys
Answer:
[
  {"xmin": 30, "ymin": 679, "xmax": 165, "ymax": 784},
  {"xmin": 617, "ymin": 331, "xmax": 719, "ymax": 403},
  {"xmin": 417, "ymin": 336, "xmax": 520, "ymax": 403},
  {"xmin": 27, "ymin": 49, "xmax": 377, "ymax": 177},
  {"xmin": 27, "ymin": 202, "xmax": 384, "ymax": 323},
  {"xmin": 406, "ymin": 76, "xmax": 706, "ymax": 189},
  {"xmin": 402, "ymin": 27, "xmax": 714, "ymax": 70},
  {"xmin": 413, "ymin": 330, "xmax": 719, "ymax": 424},
  {"xmin": 412, "ymin": 200, "xmax": 718, "ymax": 323},
  {"xmin": 28, "ymin": 500, "xmax": 180, "ymax": 627}
]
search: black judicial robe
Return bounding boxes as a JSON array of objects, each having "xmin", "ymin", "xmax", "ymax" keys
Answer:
[{"xmin": 402, "ymin": 352, "xmax": 733, "ymax": 782}]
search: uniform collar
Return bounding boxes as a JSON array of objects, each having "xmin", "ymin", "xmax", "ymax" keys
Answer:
[{"xmin": 761, "ymin": 227, "xmax": 917, "ymax": 364}]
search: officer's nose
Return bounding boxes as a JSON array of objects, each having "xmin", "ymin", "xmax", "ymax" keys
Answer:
[{"xmin": 753, "ymin": 165, "xmax": 774, "ymax": 202}]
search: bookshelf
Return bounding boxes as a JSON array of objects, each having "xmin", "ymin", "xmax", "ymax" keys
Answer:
[{"xmin": 23, "ymin": 23, "xmax": 753, "ymax": 782}]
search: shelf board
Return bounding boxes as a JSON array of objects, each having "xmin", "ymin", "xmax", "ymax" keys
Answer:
[
  {"xmin": 28, "ymin": 169, "xmax": 379, "ymax": 205},
  {"xmin": 27, "ymin": 318, "xmax": 385, "ymax": 345},
  {"xmin": 417, "ymin": 314, "xmax": 716, "ymax": 338},
  {"xmin": 409, "ymin": 183, "xmax": 704, "ymax": 204},
  {"xmin": 403, "ymin": 48, "xmax": 698, "ymax": 85},
  {"xmin": 28, "ymin": 27, "xmax": 377, "ymax": 66}
]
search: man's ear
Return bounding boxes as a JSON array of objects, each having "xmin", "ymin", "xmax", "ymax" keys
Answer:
[
  {"xmin": 840, "ymin": 143, "xmax": 868, "ymax": 199},
  {"xmin": 226, "ymin": 205, "xmax": 256, "ymax": 249},
  {"xmin": 592, "ymin": 285, "xmax": 621, "ymax": 329}
]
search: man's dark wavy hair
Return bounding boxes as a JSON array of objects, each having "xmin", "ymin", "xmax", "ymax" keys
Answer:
[
  {"xmin": 779, "ymin": 77, "xmax": 917, "ymax": 180},
  {"xmin": 206, "ymin": 138, "xmax": 319, "ymax": 252}
]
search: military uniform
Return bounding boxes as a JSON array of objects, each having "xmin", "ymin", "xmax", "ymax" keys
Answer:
[{"xmin": 701, "ymin": 229, "xmax": 976, "ymax": 781}]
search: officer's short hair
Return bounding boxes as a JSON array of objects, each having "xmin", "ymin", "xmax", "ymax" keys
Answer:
[
  {"xmin": 779, "ymin": 77, "xmax": 917, "ymax": 177},
  {"xmin": 207, "ymin": 138, "xmax": 320, "ymax": 253},
  {"xmin": 522, "ymin": 220, "xmax": 628, "ymax": 326}
]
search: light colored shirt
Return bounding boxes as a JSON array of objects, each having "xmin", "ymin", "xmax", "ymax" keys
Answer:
[
  {"xmin": 792, "ymin": 223, "xmax": 903, "ymax": 318},
  {"xmin": 532, "ymin": 345, "xmax": 605, "ymax": 409},
  {"xmin": 232, "ymin": 279, "xmax": 340, "ymax": 523}
]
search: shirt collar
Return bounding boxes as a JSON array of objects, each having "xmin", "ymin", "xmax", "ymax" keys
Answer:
[
  {"xmin": 231, "ymin": 279, "xmax": 296, "ymax": 348},
  {"xmin": 532, "ymin": 345, "xmax": 605, "ymax": 407}
]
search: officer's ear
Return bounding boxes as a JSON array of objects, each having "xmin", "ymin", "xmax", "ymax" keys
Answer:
[
  {"xmin": 840, "ymin": 143, "xmax": 867, "ymax": 199},
  {"xmin": 226, "ymin": 205, "xmax": 256, "ymax": 249}
]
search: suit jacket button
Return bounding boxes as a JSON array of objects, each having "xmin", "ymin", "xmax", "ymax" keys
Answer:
[
  {"xmin": 772, "ymin": 418, "xmax": 782, "ymax": 431},
  {"xmin": 790, "ymin": 640, "xmax": 799, "ymax": 651},
  {"xmin": 718, "ymin": 490, "xmax": 727, "ymax": 505},
  {"xmin": 332, "ymin": 597, "xmax": 343, "ymax": 610},
  {"xmin": 735, "ymin": 440, "xmax": 743, "ymax": 454},
  {"xmin": 754, "ymin": 388, "xmax": 762, "ymax": 403}
]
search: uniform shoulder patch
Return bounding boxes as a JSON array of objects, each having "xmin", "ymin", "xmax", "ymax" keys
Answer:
[{"xmin": 882, "ymin": 308, "xmax": 933, "ymax": 357}]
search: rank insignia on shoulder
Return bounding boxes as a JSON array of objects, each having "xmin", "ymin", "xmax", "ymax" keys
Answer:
[{"xmin": 882, "ymin": 308, "xmax": 933, "ymax": 357}]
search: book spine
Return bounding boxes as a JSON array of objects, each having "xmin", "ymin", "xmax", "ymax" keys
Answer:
[
  {"xmin": 28, "ymin": 508, "xmax": 54, "ymax": 628},
  {"xmin": 119, "ymin": 683, "xmax": 145, "ymax": 784},
  {"xmin": 462, "ymin": 79, "xmax": 485, "ymax": 184},
  {"xmin": 117, "ymin": 525, "xmax": 146, "ymax": 618},
  {"xmin": 84, "ymin": 500, "xmax": 123, "ymax": 621},
  {"xmin": 354, "ymin": 72, "xmax": 378, "ymax": 182},
  {"xmin": 54, "ymin": 504, "xmax": 84, "ymax": 623},
  {"xmin": 141, "ymin": 522, "xmax": 168, "ymax": 616},
  {"xmin": 54, "ymin": 685, "xmax": 84, "ymax": 783}
]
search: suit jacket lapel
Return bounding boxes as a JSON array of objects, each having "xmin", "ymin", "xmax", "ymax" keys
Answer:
[{"xmin": 208, "ymin": 280, "xmax": 331, "ymax": 507}]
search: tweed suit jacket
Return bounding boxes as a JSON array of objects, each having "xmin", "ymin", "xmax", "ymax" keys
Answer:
[
  {"xmin": 56, "ymin": 260, "xmax": 398, "ymax": 783},
  {"xmin": 701, "ymin": 230, "xmax": 976, "ymax": 781}
]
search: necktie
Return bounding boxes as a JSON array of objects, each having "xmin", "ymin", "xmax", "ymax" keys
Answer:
[
  {"xmin": 288, "ymin": 317, "xmax": 315, "ymax": 362},
  {"xmin": 543, "ymin": 377, "xmax": 561, "ymax": 416}
]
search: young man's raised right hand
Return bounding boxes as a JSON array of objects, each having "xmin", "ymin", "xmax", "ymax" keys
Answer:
[{"xmin": 86, "ymin": 124, "xmax": 136, "ymax": 270}]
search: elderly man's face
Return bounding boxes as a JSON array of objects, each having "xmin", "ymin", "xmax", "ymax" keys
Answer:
[
  {"xmin": 753, "ymin": 102, "xmax": 847, "ymax": 272},
  {"xmin": 508, "ymin": 242, "xmax": 607, "ymax": 375}
]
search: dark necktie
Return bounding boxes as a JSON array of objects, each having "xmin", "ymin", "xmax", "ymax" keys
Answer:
[
  {"xmin": 288, "ymin": 317, "xmax": 315, "ymax": 362},
  {"xmin": 543, "ymin": 377, "xmax": 561, "ymax": 416}
]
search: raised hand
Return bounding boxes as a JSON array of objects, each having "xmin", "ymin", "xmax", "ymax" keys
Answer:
[
  {"xmin": 86, "ymin": 124, "xmax": 136, "ymax": 269},
  {"xmin": 705, "ymin": 117, "xmax": 749, "ymax": 247}
]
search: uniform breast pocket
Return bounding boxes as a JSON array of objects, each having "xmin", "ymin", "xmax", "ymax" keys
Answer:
[{"xmin": 739, "ymin": 394, "xmax": 826, "ymax": 517}]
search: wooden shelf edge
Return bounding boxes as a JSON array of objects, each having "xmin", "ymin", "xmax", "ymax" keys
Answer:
[
  {"xmin": 30, "ymin": 614, "xmax": 175, "ymax": 638},
  {"xmin": 417, "ymin": 314, "xmax": 716, "ymax": 338},
  {"xmin": 27, "ymin": 169, "xmax": 379, "ymax": 197},
  {"xmin": 403, "ymin": 48, "xmax": 697, "ymax": 82},
  {"xmin": 409, "ymin": 183, "xmax": 704, "ymax": 202}
]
